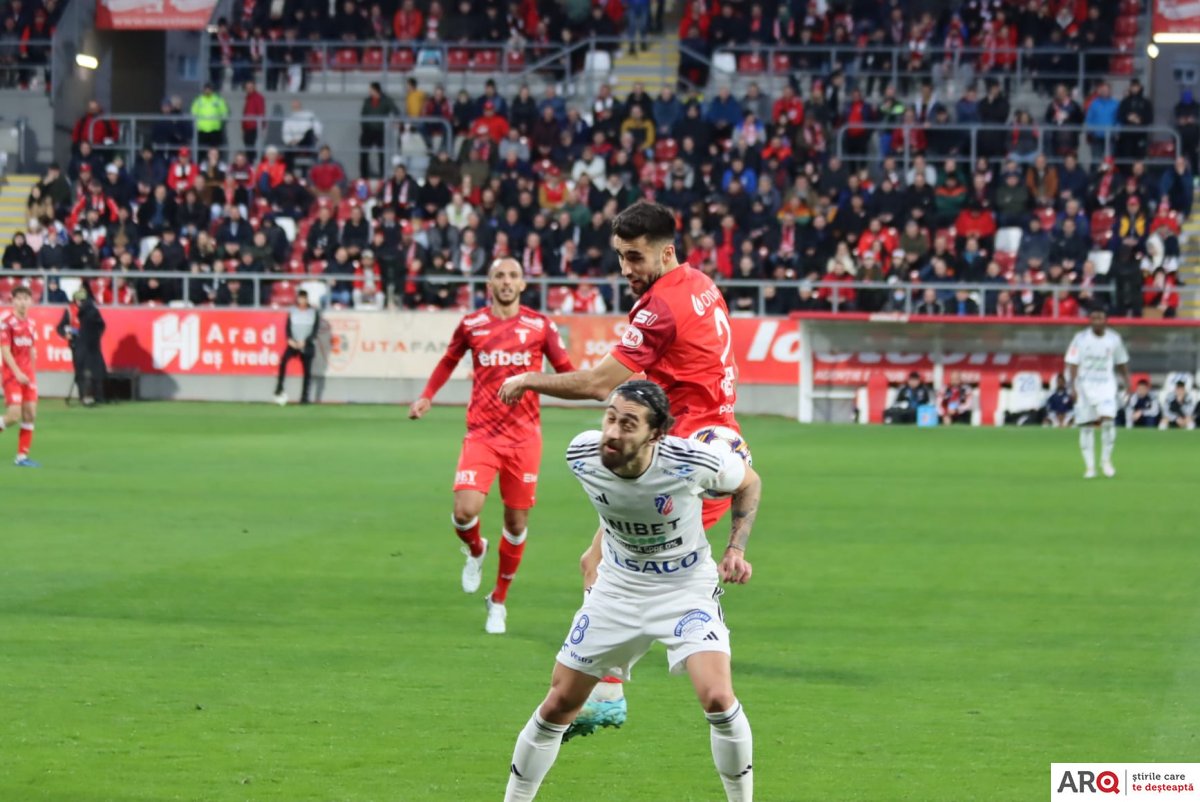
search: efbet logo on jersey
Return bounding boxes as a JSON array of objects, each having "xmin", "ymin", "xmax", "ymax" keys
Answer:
[
  {"xmin": 477, "ymin": 350, "xmax": 532, "ymax": 367},
  {"xmin": 654, "ymin": 494, "xmax": 674, "ymax": 516}
]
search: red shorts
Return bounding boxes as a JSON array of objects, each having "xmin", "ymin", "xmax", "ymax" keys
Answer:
[
  {"xmin": 3, "ymin": 377, "xmax": 37, "ymax": 406},
  {"xmin": 453, "ymin": 437, "xmax": 542, "ymax": 510}
]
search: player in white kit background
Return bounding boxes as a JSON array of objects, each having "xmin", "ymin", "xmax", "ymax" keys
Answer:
[
  {"xmin": 1064, "ymin": 306, "xmax": 1130, "ymax": 479},
  {"xmin": 503, "ymin": 381, "xmax": 762, "ymax": 802}
]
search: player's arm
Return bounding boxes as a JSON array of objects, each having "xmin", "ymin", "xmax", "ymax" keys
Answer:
[
  {"xmin": 501, "ymin": 353, "xmax": 632, "ymax": 403},
  {"xmin": 1115, "ymin": 339, "xmax": 1131, "ymax": 388},
  {"xmin": 409, "ymin": 324, "xmax": 468, "ymax": 419},
  {"xmin": 1063, "ymin": 340, "xmax": 1079, "ymax": 399},
  {"xmin": 543, "ymin": 320, "xmax": 576, "ymax": 375},
  {"xmin": 1, "ymin": 343, "xmax": 27, "ymax": 384},
  {"xmin": 720, "ymin": 464, "xmax": 761, "ymax": 585},
  {"xmin": 580, "ymin": 526, "xmax": 603, "ymax": 590}
]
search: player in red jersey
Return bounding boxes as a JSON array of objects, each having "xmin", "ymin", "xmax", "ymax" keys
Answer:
[
  {"xmin": 1, "ymin": 285, "xmax": 41, "ymax": 467},
  {"xmin": 499, "ymin": 200, "xmax": 747, "ymax": 739},
  {"xmin": 410, "ymin": 257, "xmax": 574, "ymax": 634}
]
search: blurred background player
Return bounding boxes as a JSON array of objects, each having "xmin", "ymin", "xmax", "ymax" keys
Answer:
[
  {"xmin": 1043, "ymin": 375, "xmax": 1075, "ymax": 428},
  {"xmin": 410, "ymin": 258, "xmax": 574, "ymax": 634},
  {"xmin": 503, "ymin": 381, "xmax": 761, "ymax": 802},
  {"xmin": 1164, "ymin": 381, "xmax": 1197, "ymax": 429},
  {"xmin": 1, "ymin": 286, "xmax": 41, "ymax": 467},
  {"xmin": 274, "ymin": 290, "xmax": 321, "ymax": 406},
  {"xmin": 499, "ymin": 200, "xmax": 745, "ymax": 739},
  {"xmin": 1064, "ymin": 306, "xmax": 1130, "ymax": 479}
]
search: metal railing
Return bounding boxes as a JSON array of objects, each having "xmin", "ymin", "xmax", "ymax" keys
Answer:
[
  {"xmin": 712, "ymin": 44, "xmax": 1142, "ymax": 99},
  {"xmin": 2, "ymin": 270, "xmax": 1189, "ymax": 319},
  {"xmin": 832, "ymin": 122, "xmax": 1182, "ymax": 172},
  {"xmin": 0, "ymin": 38, "xmax": 53, "ymax": 93},
  {"xmin": 200, "ymin": 38, "xmax": 582, "ymax": 95},
  {"xmin": 87, "ymin": 113, "xmax": 454, "ymax": 179}
]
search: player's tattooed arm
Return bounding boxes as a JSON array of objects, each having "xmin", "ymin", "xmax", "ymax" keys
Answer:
[
  {"xmin": 728, "ymin": 465, "xmax": 762, "ymax": 554},
  {"xmin": 719, "ymin": 465, "xmax": 760, "ymax": 585}
]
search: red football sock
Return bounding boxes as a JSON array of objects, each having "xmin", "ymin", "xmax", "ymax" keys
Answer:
[
  {"xmin": 17, "ymin": 423, "xmax": 32, "ymax": 456},
  {"xmin": 491, "ymin": 528, "xmax": 527, "ymax": 604},
  {"xmin": 600, "ymin": 675, "xmax": 624, "ymax": 686},
  {"xmin": 452, "ymin": 515, "xmax": 485, "ymax": 557}
]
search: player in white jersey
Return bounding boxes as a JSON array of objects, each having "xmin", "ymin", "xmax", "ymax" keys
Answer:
[
  {"xmin": 1064, "ymin": 306, "xmax": 1130, "ymax": 478},
  {"xmin": 503, "ymin": 381, "xmax": 762, "ymax": 802}
]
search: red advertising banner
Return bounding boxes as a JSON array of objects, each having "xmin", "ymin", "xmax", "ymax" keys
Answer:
[
  {"xmin": 96, "ymin": 0, "xmax": 219, "ymax": 30},
  {"xmin": 16, "ymin": 307, "xmax": 1065, "ymax": 386},
  {"xmin": 1153, "ymin": 0, "xmax": 1200, "ymax": 38},
  {"xmin": 25, "ymin": 307, "xmax": 286, "ymax": 375},
  {"xmin": 551, "ymin": 314, "xmax": 1062, "ymax": 386}
]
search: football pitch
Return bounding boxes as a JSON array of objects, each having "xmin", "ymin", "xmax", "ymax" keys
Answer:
[{"xmin": 2, "ymin": 402, "xmax": 1198, "ymax": 802}]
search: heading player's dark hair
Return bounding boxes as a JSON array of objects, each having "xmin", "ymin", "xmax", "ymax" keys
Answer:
[
  {"xmin": 614, "ymin": 380, "xmax": 675, "ymax": 436},
  {"xmin": 611, "ymin": 201, "xmax": 677, "ymax": 245},
  {"xmin": 12, "ymin": 285, "xmax": 31, "ymax": 299}
]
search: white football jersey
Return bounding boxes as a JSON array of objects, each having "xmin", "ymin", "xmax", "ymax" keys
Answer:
[
  {"xmin": 566, "ymin": 431, "xmax": 746, "ymax": 589},
  {"xmin": 1065, "ymin": 328, "xmax": 1128, "ymax": 389}
]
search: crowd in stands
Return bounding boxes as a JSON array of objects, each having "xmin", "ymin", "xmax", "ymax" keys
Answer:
[
  {"xmin": 2, "ymin": 0, "xmax": 1198, "ymax": 320},
  {"xmin": 0, "ymin": 0, "xmax": 61, "ymax": 89},
  {"xmin": 878, "ymin": 370, "xmax": 1200, "ymax": 427}
]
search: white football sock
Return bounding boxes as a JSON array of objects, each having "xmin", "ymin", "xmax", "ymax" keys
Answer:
[
  {"xmin": 707, "ymin": 700, "xmax": 754, "ymax": 801},
  {"xmin": 1100, "ymin": 421, "xmax": 1115, "ymax": 463},
  {"xmin": 1079, "ymin": 428, "xmax": 1095, "ymax": 472},
  {"xmin": 504, "ymin": 709, "xmax": 568, "ymax": 802}
]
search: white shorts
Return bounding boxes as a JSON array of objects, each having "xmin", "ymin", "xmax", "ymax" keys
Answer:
[
  {"xmin": 555, "ymin": 577, "xmax": 731, "ymax": 681},
  {"xmin": 1075, "ymin": 387, "xmax": 1118, "ymax": 424}
]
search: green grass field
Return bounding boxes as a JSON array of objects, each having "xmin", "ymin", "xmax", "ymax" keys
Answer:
[{"xmin": 2, "ymin": 402, "xmax": 1198, "ymax": 802}]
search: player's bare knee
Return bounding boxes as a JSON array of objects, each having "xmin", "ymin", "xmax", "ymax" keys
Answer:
[
  {"xmin": 697, "ymin": 686, "xmax": 737, "ymax": 714},
  {"xmin": 539, "ymin": 689, "xmax": 585, "ymax": 724},
  {"xmin": 452, "ymin": 499, "xmax": 482, "ymax": 524},
  {"xmin": 503, "ymin": 508, "xmax": 528, "ymax": 534}
]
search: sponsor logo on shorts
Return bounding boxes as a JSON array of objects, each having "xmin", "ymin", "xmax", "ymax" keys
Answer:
[
  {"xmin": 455, "ymin": 470, "xmax": 478, "ymax": 485},
  {"xmin": 674, "ymin": 609, "xmax": 713, "ymax": 637},
  {"xmin": 523, "ymin": 473, "xmax": 538, "ymax": 483},
  {"xmin": 609, "ymin": 547, "xmax": 700, "ymax": 575},
  {"xmin": 654, "ymin": 494, "xmax": 674, "ymax": 515},
  {"xmin": 621, "ymin": 325, "xmax": 644, "ymax": 348}
]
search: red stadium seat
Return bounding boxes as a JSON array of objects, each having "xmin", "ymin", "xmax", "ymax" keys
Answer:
[
  {"xmin": 389, "ymin": 48, "xmax": 415, "ymax": 71},
  {"xmin": 307, "ymin": 260, "xmax": 327, "ymax": 274},
  {"xmin": 1036, "ymin": 207, "xmax": 1057, "ymax": 231},
  {"xmin": 361, "ymin": 47, "xmax": 385, "ymax": 70},
  {"xmin": 1115, "ymin": 15, "xmax": 1140, "ymax": 36},
  {"xmin": 288, "ymin": 258, "xmax": 305, "ymax": 274},
  {"xmin": 654, "ymin": 138, "xmax": 679, "ymax": 162},
  {"xmin": 270, "ymin": 280, "xmax": 297, "ymax": 308},
  {"xmin": 472, "ymin": 49, "xmax": 500, "ymax": 72},
  {"xmin": 1111, "ymin": 56, "xmax": 1134, "ymax": 75},
  {"xmin": 994, "ymin": 250, "xmax": 1016, "ymax": 272},
  {"xmin": 454, "ymin": 285, "xmax": 473, "ymax": 310},
  {"xmin": 1090, "ymin": 209, "xmax": 1116, "ymax": 247},
  {"xmin": 505, "ymin": 49, "xmax": 526, "ymax": 71},
  {"xmin": 1113, "ymin": 34, "xmax": 1135, "ymax": 52},
  {"xmin": 771, "ymin": 52, "xmax": 792, "ymax": 75},
  {"xmin": 26, "ymin": 279, "xmax": 44, "ymax": 301},
  {"xmin": 1149, "ymin": 140, "xmax": 1177, "ymax": 158},
  {"xmin": 1121, "ymin": 0, "xmax": 1142, "ymax": 14},
  {"xmin": 88, "ymin": 278, "xmax": 109, "ymax": 301},
  {"xmin": 447, "ymin": 49, "xmax": 470, "ymax": 71},
  {"xmin": 332, "ymin": 48, "xmax": 359, "ymax": 70},
  {"xmin": 737, "ymin": 53, "xmax": 765, "ymax": 75},
  {"xmin": 306, "ymin": 48, "xmax": 326, "ymax": 69},
  {"xmin": 99, "ymin": 257, "xmax": 116, "ymax": 272},
  {"xmin": 0, "ymin": 277, "xmax": 13, "ymax": 302},
  {"xmin": 547, "ymin": 287, "xmax": 572, "ymax": 312}
]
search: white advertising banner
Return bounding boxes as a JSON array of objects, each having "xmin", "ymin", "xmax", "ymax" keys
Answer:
[{"xmin": 316, "ymin": 311, "xmax": 468, "ymax": 380}]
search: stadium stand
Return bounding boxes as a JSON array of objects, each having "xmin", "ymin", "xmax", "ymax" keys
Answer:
[{"xmin": 0, "ymin": 0, "xmax": 1196, "ymax": 332}]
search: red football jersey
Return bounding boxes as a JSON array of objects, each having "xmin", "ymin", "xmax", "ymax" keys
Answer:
[
  {"xmin": 0, "ymin": 312, "xmax": 36, "ymax": 381},
  {"xmin": 430, "ymin": 306, "xmax": 573, "ymax": 445},
  {"xmin": 610, "ymin": 264, "xmax": 739, "ymax": 436}
]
